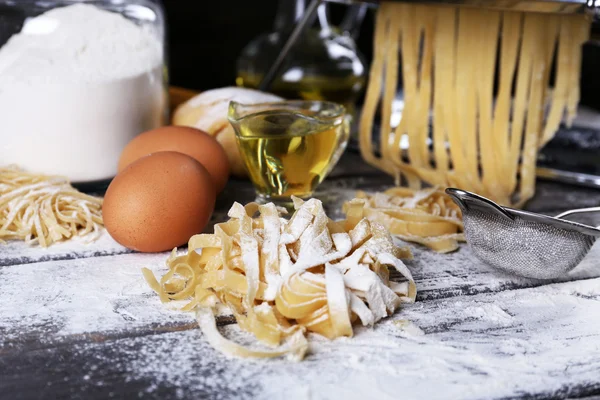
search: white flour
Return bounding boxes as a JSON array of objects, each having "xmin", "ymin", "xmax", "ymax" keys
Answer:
[
  {"xmin": 73, "ymin": 278, "xmax": 600, "ymax": 400},
  {"xmin": 2, "ymin": 233, "xmax": 600, "ymax": 399},
  {"xmin": 0, "ymin": 244, "xmax": 193, "ymax": 341},
  {"xmin": 0, "ymin": 230, "xmax": 131, "ymax": 266},
  {"xmin": 0, "ymin": 4, "xmax": 165, "ymax": 182}
]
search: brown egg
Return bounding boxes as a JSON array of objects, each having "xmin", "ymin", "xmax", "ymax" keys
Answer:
[
  {"xmin": 103, "ymin": 151, "xmax": 216, "ymax": 253},
  {"xmin": 118, "ymin": 126, "xmax": 230, "ymax": 193}
]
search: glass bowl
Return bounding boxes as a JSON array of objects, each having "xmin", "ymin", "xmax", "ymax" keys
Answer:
[{"xmin": 228, "ymin": 100, "xmax": 350, "ymax": 208}]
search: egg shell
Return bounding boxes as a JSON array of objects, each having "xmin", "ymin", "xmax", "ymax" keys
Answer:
[
  {"xmin": 118, "ymin": 126, "xmax": 230, "ymax": 193},
  {"xmin": 104, "ymin": 151, "xmax": 216, "ymax": 253}
]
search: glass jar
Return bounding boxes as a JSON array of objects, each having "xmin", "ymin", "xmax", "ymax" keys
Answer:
[
  {"xmin": 0, "ymin": 0, "xmax": 168, "ymax": 189},
  {"xmin": 236, "ymin": 0, "xmax": 367, "ymax": 118}
]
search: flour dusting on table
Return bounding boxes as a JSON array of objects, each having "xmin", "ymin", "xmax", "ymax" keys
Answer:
[
  {"xmin": 0, "ymin": 231, "xmax": 131, "ymax": 267},
  {"xmin": 2, "ymin": 234, "xmax": 599, "ymax": 347},
  {"xmin": 2, "ymin": 227, "xmax": 600, "ymax": 399},
  {"xmin": 0, "ymin": 249, "xmax": 193, "ymax": 343},
  {"xmin": 63, "ymin": 278, "xmax": 600, "ymax": 400}
]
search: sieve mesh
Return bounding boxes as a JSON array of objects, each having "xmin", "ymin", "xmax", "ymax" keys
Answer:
[{"xmin": 463, "ymin": 209, "xmax": 596, "ymax": 279}]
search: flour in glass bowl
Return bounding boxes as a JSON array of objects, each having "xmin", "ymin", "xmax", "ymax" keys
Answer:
[{"xmin": 0, "ymin": 3, "xmax": 166, "ymax": 183}]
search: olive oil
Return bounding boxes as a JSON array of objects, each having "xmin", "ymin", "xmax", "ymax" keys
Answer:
[
  {"xmin": 236, "ymin": 72, "xmax": 365, "ymax": 116},
  {"xmin": 234, "ymin": 111, "xmax": 346, "ymax": 200}
]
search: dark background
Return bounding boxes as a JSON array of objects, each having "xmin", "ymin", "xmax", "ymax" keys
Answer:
[
  {"xmin": 162, "ymin": 0, "xmax": 600, "ymax": 110},
  {"xmin": 162, "ymin": 1, "xmax": 374, "ymax": 90}
]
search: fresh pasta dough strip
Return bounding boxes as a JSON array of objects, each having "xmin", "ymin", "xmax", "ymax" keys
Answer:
[
  {"xmin": 196, "ymin": 307, "xmax": 309, "ymax": 360},
  {"xmin": 414, "ymin": 6, "xmax": 435, "ymax": 168},
  {"xmin": 438, "ymin": 9, "xmax": 469, "ymax": 180},
  {"xmin": 541, "ymin": 14, "xmax": 560, "ymax": 107},
  {"xmin": 519, "ymin": 14, "xmax": 549, "ymax": 206},
  {"xmin": 359, "ymin": 4, "xmax": 394, "ymax": 175},
  {"xmin": 542, "ymin": 17, "xmax": 572, "ymax": 145},
  {"xmin": 492, "ymin": 12, "xmax": 522, "ymax": 198},
  {"xmin": 380, "ymin": 4, "xmax": 401, "ymax": 164},
  {"xmin": 431, "ymin": 7, "xmax": 451, "ymax": 177},
  {"xmin": 395, "ymin": 233, "xmax": 465, "ymax": 254},
  {"xmin": 534, "ymin": 15, "xmax": 560, "ymax": 146},
  {"xmin": 400, "ymin": 4, "xmax": 422, "ymax": 169},
  {"xmin": 476, "ymin": 11, "xmax": 501, "ymax": 201},
  {"xmin": 388, "ymin": 5, "xmax": 420, "ymax": 187},
  {"xmin": 566, "ymin": 15, "xmax": 591, "ymax": 126},
  {"xmin": 388, "ymin": 6, "xmax": 435, "ymax": 188},
  {"xmin": 506, "ymin": 14, "xmax": 535, "ymax": 196},
  {"xmin": 324, "ymin": 265, "xmax": 353, "ymax": 338},
  {"xmin": 456, "ymin": 9, "xmax": 480, "ymax": 191}
]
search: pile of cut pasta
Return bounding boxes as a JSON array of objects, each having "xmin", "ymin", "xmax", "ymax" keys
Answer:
[
  {"xmin": 344, "ymin": 187, "xmax": 464, "ymax": 253},
  {"xmin": 360, "ymin": 3, "xmax": 591, "ymax": 207},
  {"xmin": 0, "ymin": 165, "xmax": 104, "ymax": 247},
  {"xmin": 144, "ymin": 197, "xmax": 416, "ymax": 360}
]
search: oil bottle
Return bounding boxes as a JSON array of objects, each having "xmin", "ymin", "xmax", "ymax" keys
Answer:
[{"xmin": 235, "ymin": 0, "xmax": 367, "ymax": 118}]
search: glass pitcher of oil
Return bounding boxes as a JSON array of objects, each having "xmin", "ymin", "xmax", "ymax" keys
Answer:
[
  {"xmin": 228, "ymin": 100, "xmax": 350, "ymax": 207},
  {"xmin": 235, "ymin": 0, "xmax": 367, "ymax": 117}
]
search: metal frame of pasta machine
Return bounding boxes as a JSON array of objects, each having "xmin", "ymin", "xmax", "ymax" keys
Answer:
[{"xmin": 257, "ymin": 0, "xmax": 600, "ymax": 189}]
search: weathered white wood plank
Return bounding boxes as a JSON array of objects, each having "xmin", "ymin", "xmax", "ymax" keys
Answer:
[
  {"xmin": 0, "ymin": 232, "xmax": 132, "ymax": 267},
  {"xmin": 0, "ymin": 252, "xmax": 195, "ymax": 348},
  {"xmin": 111, "ymin": 276, "xmax": 600, "ymax": 399},
  {"xmin": 2, "ymin": 240, "xmax": 599, "ymax": 351},
  {"xmin": 2, "ymin": 278, "xmax": 599, "ymax": 400}
]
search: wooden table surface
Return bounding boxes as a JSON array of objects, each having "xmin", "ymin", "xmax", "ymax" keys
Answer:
[{"xmin": 2, "ymin": 152, "xmax": 600, "ymax": 400}]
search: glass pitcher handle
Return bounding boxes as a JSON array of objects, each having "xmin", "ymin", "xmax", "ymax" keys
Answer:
[{"xmin": 340, "ymin": 4, "xmax": 368, "ymax": 39}]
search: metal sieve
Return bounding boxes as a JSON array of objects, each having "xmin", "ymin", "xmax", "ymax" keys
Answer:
[{"xmin": 446, "ymin": 188, "xmax": 600, "ymax": 279}]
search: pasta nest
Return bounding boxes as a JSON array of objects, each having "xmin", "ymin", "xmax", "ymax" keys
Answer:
[
  {"xmin": 144, "ymin": 197, "xmax": 416, "ymax": 360},
  {"xmin": 0, "ymin": 165, "xmax": 103, "ymax": 247}
]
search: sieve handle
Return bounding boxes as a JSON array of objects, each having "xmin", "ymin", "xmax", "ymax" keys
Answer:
[
  {"xmin": 445, "ymin": 188, "xmax": 514, "ymax": 220},
  {"xmin": 555, "ymin": 207, "xmax": 600, "ymax": 219}
]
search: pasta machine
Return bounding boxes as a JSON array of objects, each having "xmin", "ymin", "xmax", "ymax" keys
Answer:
[{"xmin": 257, "ymin": 0, "xmax": 600, "ymax": 189}]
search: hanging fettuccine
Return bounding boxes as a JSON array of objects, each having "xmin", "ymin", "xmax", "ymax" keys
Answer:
[{"xmin": 360, "ymin": 3, "xmax": 591, "ymax": 207}]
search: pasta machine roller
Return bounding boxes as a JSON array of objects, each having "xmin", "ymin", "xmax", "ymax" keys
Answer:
[{"xmin": 446, "ymin": 188, "xmax": 600, "ymax": 279}]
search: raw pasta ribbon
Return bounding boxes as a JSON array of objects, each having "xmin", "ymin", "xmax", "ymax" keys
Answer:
[{"xmin": 144, "ymin": 197, "xmax": 416, "ymax": 360}]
